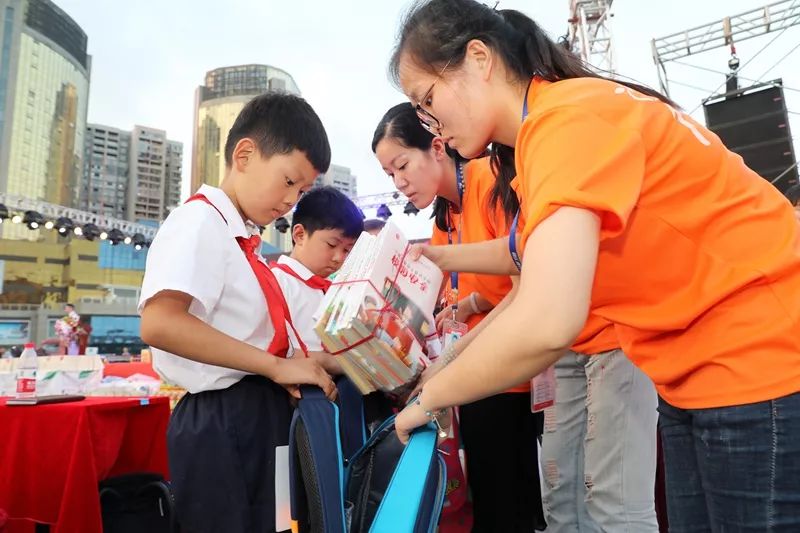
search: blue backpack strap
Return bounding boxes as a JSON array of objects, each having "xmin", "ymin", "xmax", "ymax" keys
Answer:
[
  {"xmin": 412, "ymin": 452, "xmax": 447, "ymax": 533},
  {"xmin": 369, "ymin": 424, "xmax": 439, "ymax": 533},
  {"xmin": 336, "ymin": 376, "xmax": 367, "ymax": 460},
  {"xmin": 289, "ymin": 385, "xmax": 347, "ymax": 533}
]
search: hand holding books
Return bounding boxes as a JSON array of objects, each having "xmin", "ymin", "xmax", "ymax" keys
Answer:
[{"xmin": 313, "ymin": 221, "xmax": 443, "ymax": 395}]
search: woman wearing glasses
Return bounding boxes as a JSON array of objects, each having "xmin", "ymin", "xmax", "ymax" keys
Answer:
[
  {"xmin": 373, "ymin": 102, "xmax": 546, "ymax": 531},
  {"xmin": 388, "ymin": 1, "xmax": 800, "ymax": 531},
  {"xmin": 374, "ymin": 103, "xmax": 660, "ymax": 531}
]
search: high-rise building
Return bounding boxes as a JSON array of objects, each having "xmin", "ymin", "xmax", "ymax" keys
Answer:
[
  {"xmin": 128, "ymin": 126, "xmax": 186, "ymax": 223},
  {"xmin": 191, "ymin": 64, "xmax": 300, "ymax": 193},
  {"xmin": 316, "ymin": 164, "xmax": 358, "ymax": 199},
  {"xmin": 81, "ymin": 124, "xmax": 130, "ymax": 219},
  {"xmin": 128, "ymin": 126, "xmax": 166, "ymax": 222},
  {"xmin": 81, "ymin": 124, "xmax": 182, "ymax": 223},
  {"xmin": 164, "ymin": 140, "xmax": 182, "ymax": 218},
  {"xmin": 0, "ymin": 0, "xmax": 90, "ymax": 208}
]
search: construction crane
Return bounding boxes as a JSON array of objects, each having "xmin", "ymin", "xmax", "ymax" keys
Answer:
[{"xmin": 567, "ymin": 0, "xmax": 616, "ymax": 74}]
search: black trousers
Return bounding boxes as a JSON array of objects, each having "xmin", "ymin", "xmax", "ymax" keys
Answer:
[
  {"xmin": 167, "ymin": 375, "xmax": 293, "ymax": 533},
  {"xmin": 459, "ymin": 392, "xmax": 546, "ymax": 533}
]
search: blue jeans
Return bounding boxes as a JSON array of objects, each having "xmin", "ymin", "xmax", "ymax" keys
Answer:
[{"xmin": 658, "ymin": 392, "xmax": 800, "ymax": 532}]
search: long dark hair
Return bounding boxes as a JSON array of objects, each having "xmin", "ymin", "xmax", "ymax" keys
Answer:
[
  {"xmin": 390, "ymin": 0, "xmax": 675, "ymax": 220},
  {"xmin": 372, "ymin": 102, "xmax": 459, "ymax": 232}
]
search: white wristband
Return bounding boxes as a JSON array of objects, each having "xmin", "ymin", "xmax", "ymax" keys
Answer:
[{"xmin": 468, "ymin": 292, "xmax": 481, "ymax": 314}]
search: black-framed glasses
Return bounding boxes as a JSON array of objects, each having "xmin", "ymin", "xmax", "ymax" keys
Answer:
[{"xmin": 414, "ymin": 58, "xmax": 453, "ymax": 134}]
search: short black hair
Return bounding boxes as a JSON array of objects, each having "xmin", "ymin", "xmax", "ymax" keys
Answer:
[
  {"xmin": 224, "ymin": 91, "xmax": 331, "ymax": 173},
  {"xmin": 65, "ymin": 303, "xmax": 75, "ymax": 309},
  {"xmin": 292, "ymin": 186, "xmax": 363, "ymax": 243}
]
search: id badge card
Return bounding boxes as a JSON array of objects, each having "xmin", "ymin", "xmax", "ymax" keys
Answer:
[
  {"xmin": 274, "ymin": 445, "xmax": 290, "ymax": 531},
  {"xmin": 531, "ymin": 364, "xmax": 556, "ymax": 412},
  {"xmin": 441, "ymin": 318, "xmax": 468, "ymax": 350}
]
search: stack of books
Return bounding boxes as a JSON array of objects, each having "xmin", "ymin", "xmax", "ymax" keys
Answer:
[{"xmin": 314, "ymin": 220, "xmax": 443, "ymax": 394}]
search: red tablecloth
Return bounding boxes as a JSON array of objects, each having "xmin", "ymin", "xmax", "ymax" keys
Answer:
[{"xmin": 0, "ymin": 396, "xmax": 170, "ymax": 533}]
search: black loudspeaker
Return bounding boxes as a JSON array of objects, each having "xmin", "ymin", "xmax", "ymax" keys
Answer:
[{"xmin": 703, "ymin": 79, "xmax": 798, "ymax": 194}]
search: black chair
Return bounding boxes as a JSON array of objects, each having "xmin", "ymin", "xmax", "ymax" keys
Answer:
[{"xmin": 99, "ymin": 473, "xmax": 176, "ymax": 533}]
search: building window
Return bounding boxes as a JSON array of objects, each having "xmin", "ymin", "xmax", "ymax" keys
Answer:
[{"xmin": 0, "ymin": 255, "xmax": 37, "ymax": 263}]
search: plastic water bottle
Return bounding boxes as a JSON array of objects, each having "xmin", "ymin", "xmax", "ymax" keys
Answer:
[{"xmin": 15, "ymin": 343, "xmax": 38, "ymax": 399}]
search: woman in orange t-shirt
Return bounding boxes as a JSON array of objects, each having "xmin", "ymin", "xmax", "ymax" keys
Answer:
[
  {"xmin": 387, "ymin": 1, "xmax": 800, "ymax": 530},
  {"xmin": 373, "ymin": 103, "xmax": 545, "ymax": 531},
  {"xmin": 375, "ymin": 103, "xmax": 660, "ymax": 532}
]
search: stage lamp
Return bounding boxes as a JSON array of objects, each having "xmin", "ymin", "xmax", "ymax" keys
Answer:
[
  {"xmin": 403, "ymin": 201, "xmax": 420, "ymax": 215},
  {"xmin": 82, "ymin": 223, "xmax": 101, "ymax": 241},
  {"xmin": 131, "ymin": 233, "xmax": 147, "ymax": 251},
  {"xmin": 23, "ymin": 210, "xmax": 45, "ymax": 230},
  {"xmin": 275, "ymin": 217, "xmax": 290, "ymax": 233},
  {"xmin": 54, "ymin": 217, "xmax": 74, "ymax": 235},
  {"xmin": 376, "ymin": 204, "xmax": 392, "ymax": 220},
  {"xmin": 107, "ymin": 228, "xmax": 125, "ymax": 245}
]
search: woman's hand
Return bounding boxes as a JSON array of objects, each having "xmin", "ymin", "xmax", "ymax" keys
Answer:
[
  {"xmin": 395, "ymin": 401, "xmax": 453, "ymax": 444},
  {"xmin": 434, "ymin": 303, "xmax": 473, "ymax": 333},
  {"xmin": 407, "ymin": 243, "xmax": 444, "ymax": 266},
  {"xmin": 407, "ymin": 357, "xmax": 447, "ymax": 400},
  {"xmin": 394, "ymin": 401, "xmax": 429, "ymax": 444},
  {"xmin": 409, "ymin": 239, "xmax": 516, "ymax": 275}
]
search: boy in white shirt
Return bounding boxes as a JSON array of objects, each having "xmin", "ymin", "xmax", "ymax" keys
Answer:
[
  {"xmin": 139, "ymin": 92, "xmax": 336, "ymax": 533},
  {"xmin": 270, "ymin": 186, "xmax": 363, "ymax": 372},
  {"xmin": 272, "ymin": 188, "xmax": 401, "ymax": 429}
]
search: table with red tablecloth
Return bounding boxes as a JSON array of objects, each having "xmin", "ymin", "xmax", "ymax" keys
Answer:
[{"xmin": 0, "ymin": 396, "xmax": 170, "ymax": 533}]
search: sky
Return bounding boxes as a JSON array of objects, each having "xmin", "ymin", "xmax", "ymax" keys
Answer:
[{"xmin": 56, "ymin": 0, "xmax": 800, "ymax": 239}]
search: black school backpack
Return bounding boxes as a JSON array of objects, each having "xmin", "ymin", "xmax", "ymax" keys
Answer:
[
  {"xmin": 289, "ymin": 380, "xmax": 446, "ymax": 533},
  {"xmin": 99, "ymin": 472, "xmax": 175, "ymax": 533}
]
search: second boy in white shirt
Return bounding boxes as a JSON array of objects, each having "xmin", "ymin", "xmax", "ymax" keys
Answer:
[{"xmin": 270, "ymin": 186, "xmax": 363, "ymax": 369}]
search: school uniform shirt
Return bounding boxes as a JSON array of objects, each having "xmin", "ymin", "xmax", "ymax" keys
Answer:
[
  {"xmin": 270, "ymin": 255, "xmax": 325, "ymax": 353},
  {"xmin": 138, "ymin": 184, "xmax": 276, "ymax": 394},
  {"xmin": 511, "ymin": 76, "xmax": 800, "ymax": 409}
]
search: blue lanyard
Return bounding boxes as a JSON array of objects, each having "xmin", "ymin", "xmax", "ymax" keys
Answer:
[
  {"xmin": 509, "ymin": 211, "xmax": 522, "ymax": 272},
  {"xmin": 508, "ymin": 83, "xmax": 531, "ymax": 273},
  {"xmin": 446, "ymin": 161, "xmax": 465, "ymax": 313}
]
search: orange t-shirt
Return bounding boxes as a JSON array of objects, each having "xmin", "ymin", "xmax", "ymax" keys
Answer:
[
  {"xmin": 512, "ymin": 76, "xmax": 800, "ymax": 409},
  {"xmin": 512, "ymin": 208, "xmax": 618, "ymax": 355},
  {"xmin": 430, "ymin": 158, "xmax": 530, "ymax": 392},
  {"xmin": 431, "ymin": 158, "xmax": 618, "ymax": 392}
]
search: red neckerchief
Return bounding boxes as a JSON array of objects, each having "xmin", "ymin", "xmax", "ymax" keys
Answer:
[
  {"xmin": 185, "ymin": 193, "xmax": 307, "ymax": 357},
  {"xmin": 270, "ymin": 261, "xmax": 332, "ymax": 293}
]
